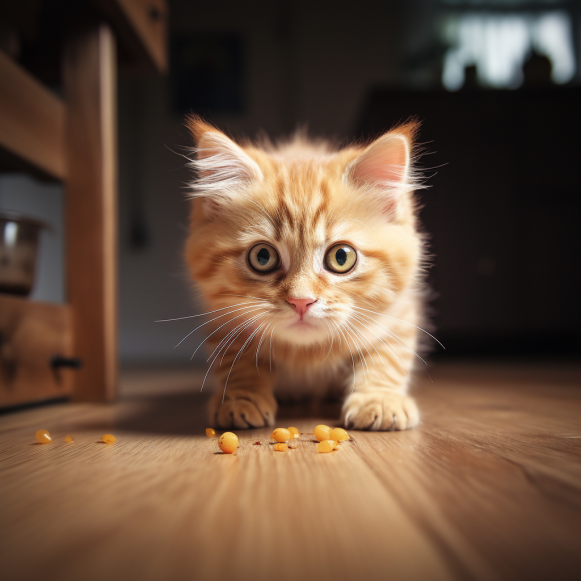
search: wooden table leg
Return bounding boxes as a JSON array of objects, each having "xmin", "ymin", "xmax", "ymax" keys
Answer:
[{"xmin": 63, "ymin": 24, "xmax": 117, "ymax": 401}]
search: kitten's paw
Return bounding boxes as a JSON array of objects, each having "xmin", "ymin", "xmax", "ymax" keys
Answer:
[
  {"xmin": 341, "ymin": 391, "xmax": 419, "ymax": 431},
  {"xmin": 209, "ymin": 390, "xmax": 277, "ymax": 429}
]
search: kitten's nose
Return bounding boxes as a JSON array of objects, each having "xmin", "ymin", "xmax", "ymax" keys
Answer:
[{"xmin": 286, "ymin": 297, "xmax": 317, "ymax": 317}]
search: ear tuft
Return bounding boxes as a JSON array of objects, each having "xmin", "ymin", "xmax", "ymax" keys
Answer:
[
  {"xmin": 344, "ymin": 122, "xmax": 422, "ymax": 218},
  {"xmin": 186, "ymin": 115, "xmax": 263, "ymax": 208}
]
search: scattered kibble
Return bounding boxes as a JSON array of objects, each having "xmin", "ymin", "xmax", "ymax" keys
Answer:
[
  {"xmin": 329, "ymin": 428, "xmax": 350, "ymax": 442},
  {"xmin": 102, "ymin": 434, "xmax": 117, "ymax": 444},
  {"xmin": 271, "ymin": 428, "xmax": 291, "ymax": 443},
  {"xmin": 206, "ymin": 428, "xmax": 216, "ymax": 437},
  {"xmin": 35, "ymin": 429, "xmax": 51, "ymax": 444},
  {"xmin": 287, "ymin": 427, "xmax": 300, "ymax": 439},
  {"xmin": 273, "ymin": 443, "xmax": 288, "ymax": 452},
  {"xmin": 317, "ymin": 439, "xmax": 338, "ymax": 453},
  {"xmin": 218, "ymin": 432, "xmax": 239, "ymax": 454},
  {"xmin": 64, "ymin": 435, "xmax": 74, "ymax": 443},
  {"xmin": 314, "ymin": 425, "xmax": 332, "ymax": 442},
  {"xmin": 253, "ymin": 441, "xmax": 261, "ymax": 445}
]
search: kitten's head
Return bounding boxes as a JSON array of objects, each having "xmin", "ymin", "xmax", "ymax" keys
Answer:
[{"xmin": 185, "ymin": 117, "xmax": 424, "ymax": 353}]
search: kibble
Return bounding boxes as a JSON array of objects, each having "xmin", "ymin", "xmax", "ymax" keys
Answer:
[
  {"xmin": 329, "ymin": 427, "xmax": 350, "ymax": 442},
  {"xmin": 102, "ymin": 434, "xmax": 117, "ymax": 444},
  {"xmin": 314, "ymin": 425, "xmax": 332, "ymax": 442},
  {"xmin": 287, "ymin": 426, "xmax": 299, "ymax": 437},
  {"xmin": 64, "ymin": 435, "xmax": 74, "ymax": 443},
  {"xmin": 317, "ymin": 439, "xmax": 338, "ymax": 453},
  {"xmin": 287, "ymin": 427, "xmax": 300, "ymax": 439},
  {"xmin": 206, "ymin": 428, "xmax": 216, "ymax": 437},
  {"xmin": 218, "ymin": 432, "xmax": 238, "ymax": 454},
  {"xmin": 35, "ymin": 429, "xmax": 51, "ymax": 444},
  {"xmin": 273, "ymin": 443, "xmax": 288, "ymax": 452},
  {"xmin": 271, "ymin": 428, "xmax": 291, "ymax": 443}
]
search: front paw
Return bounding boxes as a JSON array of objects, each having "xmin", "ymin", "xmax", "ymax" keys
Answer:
[
  {"xmin": 341, "ymin": 391, "xmax": 419, "ymax": 431},
  {"xmin": 209, "ymin": 389, "xmax": 277, "ymax": 429}
]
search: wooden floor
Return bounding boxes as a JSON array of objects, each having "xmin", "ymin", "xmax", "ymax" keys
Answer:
[{"xmin": 1, "ymin": 362, "xmax": 580, "ymax": 581}]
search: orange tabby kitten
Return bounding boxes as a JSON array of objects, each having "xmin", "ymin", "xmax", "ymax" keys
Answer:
[{"xmin": 185, "ymin": 116, "xmax": 429, "ymax": 431}]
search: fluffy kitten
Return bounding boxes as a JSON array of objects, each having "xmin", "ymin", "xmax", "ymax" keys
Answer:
[{"xmin": 185, "ymin": 116, "xmax": 428, "ymax": 431}]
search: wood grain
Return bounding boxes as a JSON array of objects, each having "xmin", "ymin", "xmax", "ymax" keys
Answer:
[
  {"xmin": 0, "ymin": 50, "xmax": 66, "ymax": 180},
  {"xmin": 0, "ymin": 363, "xmax": 580, "ymax": 581},
  {"xmin": 63, "ymin": 25, "xmax": 118, "ymax": 402},
  {"xmin": 93, "ymin": 0, "xmax": 168, "ymax": 72},
  {"xmin": 0, "ymin": 296, "xmax": 74, "ymax": 406}
]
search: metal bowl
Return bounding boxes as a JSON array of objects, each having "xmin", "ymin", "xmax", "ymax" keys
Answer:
[{"xmin": 0, "ymin": 211, "xmax": 47, "ymax": 297}]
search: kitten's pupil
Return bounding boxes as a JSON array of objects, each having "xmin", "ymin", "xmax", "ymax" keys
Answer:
[
  {"xmin": 336, "ymin": 248, "xmax": 347, "ymax": 266},
  {"xmin": 257, "ymin": 248, "xmax": 270, "ymax": 265}
]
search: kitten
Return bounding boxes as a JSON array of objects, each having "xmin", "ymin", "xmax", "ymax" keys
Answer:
[{"xmin": 185, "ymin": 116, "xmax": 428, "ymax": 431}]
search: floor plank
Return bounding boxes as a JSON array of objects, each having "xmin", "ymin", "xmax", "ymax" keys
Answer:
[{"xmin": 1, "ymin": 362, "xmax": 580, "ymax": 581}]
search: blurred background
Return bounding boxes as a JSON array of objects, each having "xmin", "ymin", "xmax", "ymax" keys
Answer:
[{"xmin": 1, "ymin": 0, "xmax": 580, "ymax": 370}]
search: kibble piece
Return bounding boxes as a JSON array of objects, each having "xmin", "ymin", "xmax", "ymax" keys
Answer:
[
  {"xmin": 273, "ymin": 443, "xmax": 288, "ymax": 452},
  {"xmin": 102, "ymin": 434, "xmax": 117, "ymax": 444},
  {"xmin": 35, "ymin": 429, "xmax": 51, "ymax": 444},
  {"xmin": 317, "ymin": 439, "xmax": 338, "ymax": 453},
  {"xmin": 206, "ymin": 428, "xmax": 216, "ymax": 437},
  {"xmin": 64, "ymin": 435, "xmax": 74, "ymax": 443},
  {"xmin": 329, "ymin": 428, "xmax": 350, "ymax": 442},
  {"xmin": 314, "ymin": 425, "xmax": 332, "ymax": 442},
  {"xmin": 218, "ymin": 432, "xmax": 239, "ymax": 454},
  {"xmin": 271, "ymin": 428, "xmax": 291, "ymax": 443},
  {"xmin": 287, "ymin": 427, "xmax": 300, "ymax": 439}
]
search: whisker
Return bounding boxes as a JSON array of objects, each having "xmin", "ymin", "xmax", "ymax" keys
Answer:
[
  {"xmin": 200, "ymin": 313, "xmax": 267, "ymax": 392},
  {"xmin": 351, "ymin": 313, "xmax": 408, "ymax": 375},
  {"xmin": 353, "ymin": 310, "xmax": 420, "ymax": 364},
  {"xmin": 156, "ymin": 301, "xmax": 263, "ymax": 322},
  {"xmin": 190, "ymin": 306, "xmax": 267, "ymax": 360},
  {"xmin": 350, "ymin": 314, "xmax": 399, "ymax": 376},
  {"xmin": 352, "ymin": 218, "xmax": 379, "ymax": 244},
  {"xmin": 345, "ymin": 320, "xmax": 376, "ymax": 367},
  {"xmin": 218, "ymin": 293, "xmax": 270, "ymax": 303},
  {"xmin": 206, "ymin": 312, "xmax": 265, "ymax": 363},
  {"xmin": 222, "ymin": 323, "xmax": 266, "ymax": 403},
  {"xmin": 219, "ymin": 314, "xmax": 267, "ymax": 365},
  {"xmin": 175, "ymin": 305, "xmax": 264, "ymax": 349},
  {"xmin": 255, "ymin": 323, "xmax": 271, "ymax": 371},
  {"xmin": 353, "ymin": 311, "xmax": 431, "ymax": 378},
  {"xmin": 237, "ymin": 194, "xmax": 277, "ymax": 229},
  {"xmin": 321, "ymin": 319, "xmax": 335, "ymax": 362},
  {"xmin": 269, "ymin": 326, "xmax": 276, "ymax": 372},
  {"xmin": 333, "ymin": 321, "xmax": 356, "ymax": 392},
  {"xmin": 342, "ymin": 321, "xmax": 368, "ymax": 380},
  {"xmin": 352, "ymin": 306, "xmax": 445, "ymax": 349}
]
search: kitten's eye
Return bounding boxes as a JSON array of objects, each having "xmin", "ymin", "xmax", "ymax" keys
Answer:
[
  {"xmin": 325, "ymin": 243, "xmax": 357, "ymax": 274},
  {"xmin": 248, "ymin": 243, "xmax": 280, "ymax": 273}
]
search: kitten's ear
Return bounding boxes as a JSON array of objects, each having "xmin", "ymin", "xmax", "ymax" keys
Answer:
[
  {"xmin": 344, "ymin": 123, "xmax": 418, "ymax": 218},
  {"xmin": 187, "ymin": 116, "xmax": 263, "ymax": 215}
]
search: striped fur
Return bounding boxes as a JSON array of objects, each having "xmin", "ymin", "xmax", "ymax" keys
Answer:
[{"xmin": 185, "ymin": 116, "xmax": 428, "ymax": 431}]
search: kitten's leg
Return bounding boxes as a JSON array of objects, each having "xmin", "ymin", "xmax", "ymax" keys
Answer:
[
  {"xmin": 340, "ymin": 315, "xmax": 420, "ymax": 431},
  {"xmin": 207, "ymin": 338, "xmax": 276, "ymax": 429}
]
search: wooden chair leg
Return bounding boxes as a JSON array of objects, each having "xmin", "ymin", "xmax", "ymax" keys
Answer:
[{"xmin": 63, "ymin": 24, "xmax": 117, "ymax": 401}]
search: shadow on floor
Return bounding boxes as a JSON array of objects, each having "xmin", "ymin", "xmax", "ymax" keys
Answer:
[{"xmin": 77, "ymin": 389, "xmax": 343, "ymax": 437}]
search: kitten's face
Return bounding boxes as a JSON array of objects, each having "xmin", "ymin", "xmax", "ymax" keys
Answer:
[{"xmin": 185, "ymin": 120, "xmax": 422, "ymax": 353}]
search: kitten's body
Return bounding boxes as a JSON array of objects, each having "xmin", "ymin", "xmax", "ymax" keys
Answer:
[{"xmin": 185, "ymin": 117, "xmax": 426, "ymax": 431}]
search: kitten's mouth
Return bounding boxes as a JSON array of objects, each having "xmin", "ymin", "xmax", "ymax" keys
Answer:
[
  {"xmin": 288, "ymin": 317, "xmax": 316, "ymax": 330},
  {"xmin": 279, "ymin": 315, "xmax": 328, "ymax": 345}
]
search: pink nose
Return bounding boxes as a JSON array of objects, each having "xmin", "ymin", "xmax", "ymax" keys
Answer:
[{"xmin": 286, "ymin": 297, "xmax": 317, "ymax": 317}]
